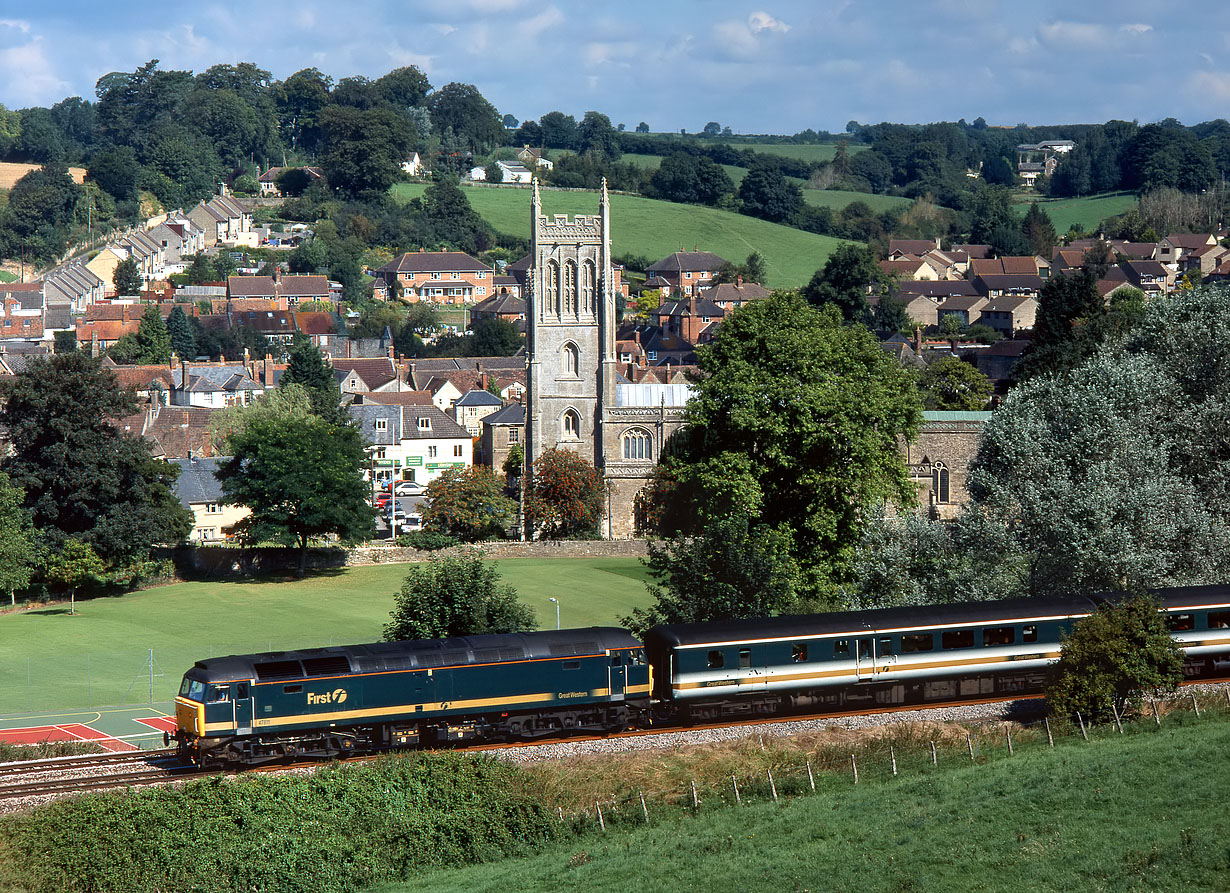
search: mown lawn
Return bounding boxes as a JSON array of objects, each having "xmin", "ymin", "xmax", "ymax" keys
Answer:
[
  {"xmin": 1012, "ymin": 191, "xmax": 1137, "ymax": 234},
  {"xmin": 372, "ymin": 713, "xmax": 1230, "ymax": 893},
  {"xmin": 0, "ymin": 557, "xmax": 653, "ymax": 715},
  {"xmin": 393, "ymin": 182, "xmax": 848, "ymax": 286}
]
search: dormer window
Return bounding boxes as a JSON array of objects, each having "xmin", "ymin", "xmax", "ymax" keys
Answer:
[
  {"xmin": 375, "ymin": 419, "xmax": 388, "ymax": 432},
  {"xmin": 417, "ymin": 417, "xmax": 431, "ymax": 430}
]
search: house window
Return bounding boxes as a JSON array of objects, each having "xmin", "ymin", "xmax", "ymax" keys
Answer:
[
  {"xmin": 562, "ymin": 343, "xmax": 579, "ymax": 376},
  {"xmin": 685, "ymin": 272, "xmax": 692, "ymax": 279},
  {"xmin": 477, "ymin": 287, "xmax": 486, "ymax": 295},
  {"xmin": 477, "ymin": 271, "xmax": 485, "ymax": 279},
  {"xmin": 431, "ymin": 272, "xmax": 440, "ymax": 279},
  {"xmin": 428, "ymin": 446, "xmax": 438, "ymax": 458},
  {"xmin": 417, "ymin": 417, "xmax": 431, "ymax": 430},
  {"xmin": 647, "ymin": 350, "xmax": 657, "ymax": 361},
  {"xmin": 620, "ymin": 352, "xmax": 632, "ymax": 364},
  {"xmin": 199, "ymin": 528, "xmax": 216, "ymax": 540},
  {"xmin": 205, "ymin": 503, "xmax": 221, "ymax": 514},
  {"xmin": 374, "ymin": 448, "xmax": 386, "ymax": 460},
  {"xmin": 562, "ymin": 410, "xmax": 580, "ymax": 439},
  {"xmin": 509, "ymin": 428, "xmax": 519, "ymax": 443},
  {"xmin": 375, "ymin": 419, "xmax": 388, "ymax": 432},
  {"xmin": 453, "ymin": 444, "xmax": 463, "ymax": 457},
  {"xmin": 932, "ymin": 463, "xmax": 950, "ymax": 504},
  {"xmin": 622, "ymin": 428, "xmax": 653, "ymax": 461}
]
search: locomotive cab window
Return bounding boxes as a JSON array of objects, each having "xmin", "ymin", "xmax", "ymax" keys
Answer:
[
  {"xmin": 739, "ymin": 649, "xmax": 751, "ymax": 669},
  {"xmin": 983, "ymin": 627, "xmax": 1015, "ymax": 647},
  {"xmin": 208, "ymin": 685, "xmax": 230, "ymax": 703},
  {"xmin": 901, "ymin": 634, "xmax": 934, "ymax": 653},
  {"xmin": 179, "ymin": 678, "xmax": 206, "ymax": 701},
  {"xmin": 833, "ymin": 640, "xmax": 850, "ymax": 658},
  {"xmin": 631, "ymin": 649, "xmax": 647, "ymax": 665},
  {"xmin": 1023, "ymin": 624, "xmax": 1038, "ymax": 643},
  {"xmin": 792, "ymin": 643, "xmax": 808, "ymax": 662},
  {"xmin": 1209, "ymin": 611, "xmax": 1230, "ymax": 629},
  {"xmin": 942, "ymin": 630, "xmax": 974, "ymax": 649},
  {"xmin": 708, "ymin": 650, "xmax": 725, "ymax": 669},
  {"xmin": 1167, "ymin": 613, "xmax": 1195, "ymax": 631}
]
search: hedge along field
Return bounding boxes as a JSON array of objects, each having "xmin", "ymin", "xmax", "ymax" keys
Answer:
[
  {"xmin": 392, "ymin": 182, "xmax": 847, "ymax": 287},
  {"xmin": 1012, "ymin": 191, "xmax": 1137, "ymax": 234},
  {"xmin": 0, "ymin": 557, "xmax": 653, "ymax": 715},
  {"xmin": 726, "ymin": 141, "xmax": 868, "ymax": 163}
]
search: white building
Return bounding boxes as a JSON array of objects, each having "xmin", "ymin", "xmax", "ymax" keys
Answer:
[{"xmin": 349, "ymin": 403, "xmax": 473, "ymax": 489}]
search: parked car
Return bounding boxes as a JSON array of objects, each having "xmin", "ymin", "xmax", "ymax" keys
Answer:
[{"xmin": 394, "ymin": 481, "xmax": 424, "ymax": 497}]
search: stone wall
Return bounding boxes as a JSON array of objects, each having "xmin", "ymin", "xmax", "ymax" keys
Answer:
[{"xmin": 348, "ymin": 538, "xmax": 649, "ymax": 565}]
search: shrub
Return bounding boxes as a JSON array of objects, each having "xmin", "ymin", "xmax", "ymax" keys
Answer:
[{"xmin": 395, "ymin": 530, "xmax": 458, "ymax": 551}]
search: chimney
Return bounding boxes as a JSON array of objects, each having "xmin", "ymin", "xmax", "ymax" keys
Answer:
[
  {"xmin": 169, "ymin": 352, "xmax": 178, "ymax": 371},
  {"xmin": 264, "ymin": 353, "xmax": 274, "ymax": 386},
  {"xmin": 914, "ymin": 325, "xmax": 923, "ymax": 354},
  {"xmin": 736, "ymin": 274, "xmax": 742, "ymax": 288},
  {"xmin": 480, "ymin": 372, "xmax": 488, "ymax": 390},
  {"xmin": 388, "ymin": 343, "xmax": 394, "ymax": 361}
]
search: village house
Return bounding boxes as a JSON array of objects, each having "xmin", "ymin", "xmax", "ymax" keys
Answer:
[
  {"xmin": 169, "ymin": 456, "xmax": 250, "ymax": 542},
  {"xmin": 349, "ymin": 403, "xmax": 473, "ymax": 491},
  {"xmin": 452, "ymin": 388, "xmax": 505, "ymax": 437},
  {"xmin": 479, "ymin": 402, "xmax": 525, "ymax": 471},
  {"xmin": 645, "ymin": 250, "xmax": 728, "ymax": 297},
  {"xmin": 371, "ymin": 251, "xmax": 494, "ymax": 304}
]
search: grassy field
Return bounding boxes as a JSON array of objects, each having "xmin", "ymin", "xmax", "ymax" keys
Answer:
[
  {"xmin": 373, "ymin": 711, "xmax": 1230, "ymax": 893},
  {"xmin": 0, "ymin": 161, "xmax": 86, "ymax": 189},
  {"xmin": 0, "ymin": 270, "xmax": 16, "ymax": 283},
  {"xmin": 1012, "ymin": 191, "xmax": 1137, "ymax": 234},
  {"xmin": 803, "ymin": 188, "xmax": 912, "ymax": 213},
  {"xmin": 393, "ymin": 182, "xmax": 848, "ymax": 286},
  {"xmin": 728, "ymin": 142, "xmax": 867, "ymax": 163},
  {"xmin": 0, "ymin": 557, "xmax": 653, "ymax": 715}
]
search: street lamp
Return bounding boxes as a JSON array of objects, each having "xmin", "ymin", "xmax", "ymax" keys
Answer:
[{"xmin": 548, "ymin": 597, "xmax": 559, "ymax": 630}]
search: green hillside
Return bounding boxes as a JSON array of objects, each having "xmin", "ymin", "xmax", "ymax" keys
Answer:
[
  {"xmin": 803, "ymin": 188, "xmax": 912, "ymax": 213},
  {"xmin": 393, "ymin": 183, "xmax": 848, "ymax": 287},
  {"xmin": 728, "ymin": 142, "xmax": 867, "ymax": 163},
  {"xmin": 1012, "ymin": 192, "xmax": 1136, "ymax": 234}
]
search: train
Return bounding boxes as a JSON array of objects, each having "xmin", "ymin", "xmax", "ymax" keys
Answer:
[{"xmin": 170, "ymin": 584, "xmax": 1230, "ymax": 766}]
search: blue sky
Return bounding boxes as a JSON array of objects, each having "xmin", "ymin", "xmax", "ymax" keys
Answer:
[{"xmin": 2, "ymin": 1, "xmax": 1229, "ymax": 133}]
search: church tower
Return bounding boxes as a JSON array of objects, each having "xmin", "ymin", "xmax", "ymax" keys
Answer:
[{"xmin": 525, "ymin": 179, "xmax": 616, "ymax": 470}]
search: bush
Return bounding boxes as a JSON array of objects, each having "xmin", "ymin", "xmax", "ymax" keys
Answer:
[
  {"xmin": 395, "ymin": 530, "xmax": 458, "ymax": 551},
  {"xmin": 0, "ymin": 753, "xmax": 560, "ymax": 893}
]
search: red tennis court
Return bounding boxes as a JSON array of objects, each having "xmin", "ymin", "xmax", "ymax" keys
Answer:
[{"xmin": 0, "ymin": 722, "xmax": 137, "ymax": 752}]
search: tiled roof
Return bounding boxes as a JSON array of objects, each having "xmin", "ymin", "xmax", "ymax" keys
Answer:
[
  {"xmin": 169, "ymin": 456, "xmax": 229, "ymax": 505},
  {"xmin": 484, "ymin": 403, "xmax": 526, "ymax": 426},
  {"xmin": 647, "ymin": 251, "xmax": 728, "ymax": 274},
  {"xmin": 376, "ymin": 251, "xmax": 492, "ymax": 274},
  {"xmin": 454, "ymin": 389, "xmax": 504, "ymax": 407},
  {"xmin": 331, "ymin": 357, "xmax": 399, "ymax": 390}
]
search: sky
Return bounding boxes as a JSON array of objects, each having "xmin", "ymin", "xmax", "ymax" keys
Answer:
[{"xmin": 2, "ymin": 1, "xmax": 1230, "ymax": 134}]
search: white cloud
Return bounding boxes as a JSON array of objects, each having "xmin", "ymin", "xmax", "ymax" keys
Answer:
[
  {"xmin": 1120, "ymin": 23, "xmax": 1153, "ymax": 34},
  {"xmin": 515, "ymin": 6, "xmax": 564, "ymax": 39},
  {"xmin": 585, "ymin": 41, "xmax": 639, "ymax": 67},
  {"xmin": 748, "ymin": 11, "xmax": 790, "ymax": 34},
  {"xmin": 0, "ymin": 18, "xmax": 32, "ymax": 36},
  {"xmin": 0, "ymin": 36, "xmax": 70, "ymax": 107},
  {"xmin": 1037, "ymin": 21, "xmax": 1108, "ymax": 48},
  {"xmin": 713, "ymin": 11, "xmax": 791, "ymax": 62}
]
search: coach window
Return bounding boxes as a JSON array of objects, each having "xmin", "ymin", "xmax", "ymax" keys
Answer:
[
  {"xmin": 983, "ymin": 627, "xmax": 1015, "ymax": 647},
  {"xmin": 833, "ymin": 639, "xmax": 850, "ymax": 658},
  {"xmin": 792, "ymin": 643, "xmax": 808, "ymax": 662},
  {"xmin": 739, "ymin": 648, "xmax": 751, "ymax": 669},
  {"xmin": 1022, "ymin": 624, "xmax": 1039, "ymax": 643},
  {"xmin": 708, "ymin": 650, "xmax": 725, "ymax": 669},
  {"xmin": 1167, "ymin": 613, "xmax": 1195, "ymax": 631},
  {"xmin": 877, "ymin": 638, "xmax": 893, "ymax": 657},
  {"xmin": 1209, "ymin": 611, "xmax": 1230, "ymax": 629},
  {"xmin": 631, "ymin": 649, "xmax": 647, "ymax": 665},
  {"xmin": 942, "ymin": 630, "xmax": 975, "ymax": 649},
  {"xmin": 901, "ymin": 633, "xmax": 934, "ymax": 653}
]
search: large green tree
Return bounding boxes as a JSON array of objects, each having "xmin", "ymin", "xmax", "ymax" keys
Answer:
[
  {"xmin": 644, "ymin": 291, "xmax": 922, "ymax": 600},
  {"xmin": 383, "ymin": 550, "xmax": 536, "ymax": 640},
  {"xmin": 427, "ymin": 83, "xmax": 503, "ymax": 154},
  {"xmin": 737, "ymin": 160, "xmax": 802, "ymax": 223},
  {"xmin": 319, "ymin": 105, "xmax": 416, "ymax": 196},
  {"xmin": 420, "ymin": 466, "xmax": 516, "ymax": 542},
  {"xmin": 166, "ymin": 304, "xmax": 196, "ymax": 359},
  {"xmin": 970, "ymin": 284, "xmax": 1230, "ymax": 596},
  {"xmin": 0, "ymin": 473, "xmax": 40, "ymax": 606},
  {"xmin": 0, "ymin": 353, "xmax": 191, "ymax": 565},
  {"xmin": 917, "ymin": 356, "xmax": 993, "ymax": 410},
  {"xmin": 802, "ymin": 243, "xmax": 885, "ymax": 325},
  {"xmin": 279, "ymin": 334, "xmax": 345, "ymax": 423}
]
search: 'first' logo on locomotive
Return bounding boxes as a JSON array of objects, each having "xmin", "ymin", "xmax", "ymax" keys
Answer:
[{"xmin": 307, "ymin": 688, "xmax": 349, "ymax": 705}]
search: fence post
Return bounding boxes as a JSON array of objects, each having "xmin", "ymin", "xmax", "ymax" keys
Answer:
[
  {"xmin": 1111, "ymin": 702, "xmax": 1124, "ymax": 734},
  {"xmin": 1045, "ymin": 716, "xmax": 1054, "ymax": 747},
  {"xmin": 595, "ymin": 802, "xmax": 605, "ymax": 832},
  {"xmin": 806, "ymin": 759, "xmax": 816, "ymax": 792},
  {"xmin": 931, "ymin": 740, "xmax": 938, "ymax": 766},
  {"xmin": 639, "ymin": 791, "xmax": 649, "ymax": 824},
  {"xmin": 890, "ymin": 746, "xmax": 898, "ymax": 776},
  {"xmin": 691, "ymin": 779, "xmax": 700, "ymax": 808},
  {"xmin": 1151, "ymin": 697, "xmax": 1161, "ymax": 727},
  {"xmin": 1191, "ymin": 693, "xmax": 1201, "ymax": 717},
  {"xmin": 558, "ymin": 806, "xmax": 564, "ymax": 824},
  {"xmin": 967, "ymin": 733, "xmax": 975, "ymax": 761},
  {"xmin": 1076, "ymin": 712, "xmax": 1089, "ymax": 740},
  {"xmin": 768, "ymin": 770, "xmax": 778, "ymax": 801},
  {"xmin": 1005, "ymin": 726, "xmax": 1014, "ymax": 755},
  {"xmin": 850, "ymin": 754, "xmax": 859, "ymax": 784},
  {"xmin": 732, "ymin": 775, "xmax": 741, "ymax": 804}
]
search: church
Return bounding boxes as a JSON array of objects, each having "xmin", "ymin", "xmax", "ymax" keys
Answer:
[{"xmin": 523, "ymin": 180, "xmax": 689, "ymax": 537}]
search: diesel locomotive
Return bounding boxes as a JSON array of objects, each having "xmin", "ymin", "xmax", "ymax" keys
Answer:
[{"xmin": 172, "ymin": 584, "xmax": 1230, "ymax": 766}]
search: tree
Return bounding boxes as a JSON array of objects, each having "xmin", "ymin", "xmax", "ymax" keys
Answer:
[
  {"xmin": 738, "ymin": 160, "xmax": 803, "ymax": 223},
  {"xmin": 635, "ymin": 122, "xmax": 649, "ymax": 134},
  {"xmin": 44, "ymin": 539, "xmax": 108, "ymax": 616},
  {"xmin": 0, "ymin": 473, "xmax": 40, "ymax": 606},
  {"xmin": 576, "ymin": 111, "xmax": 621, "ymax": 160},
  {"xmin": 621, "ymin": 515, "xmax": 802, "ymax": 637},
  {"xmin": 970, "ymin": 286, "xmax": 1230, "ymax": 596},
  {"xmin": 702, "ymin": 121, "xmax": 721, "ymax": 136},
  {"xmin": 166, "ymin": 304, "xmax": 196, "ymax": 359},
  {"xmin": 319, "ymin": 105, "xmax": 416, "ymax": 196},
  {"xmin": 645, "ymin": 153, "xmax": 733, "ymax": 206},
  {"xmin": 643, "ymin": 292, "xmax": 922, "ymax": 599},
  {"xmin": 383, "ymin": 549, "xmax": 536, "ymax": 640},
  {"xmin": 918, "ymin": 356, "xmax": 992, "ymax": 410},
  {"xmin": 375, "ymin": 65, "xmax": 432, "ymax": 109},
  {"xmin": 131, "ymin": 304, "xmax": 171, "ymax": 364},
  {"xmin": 428, "ymin": 83, "xmax": 504, "ymax": 154},
  {"xmin": 113, "ymin": 257, "xmax": 143, "ymax": 297},
  {"xmin": 1046, "ymin": 596, "xmax": 1183, "ymax": 721},
  {"xmin": 1021, "ymin": 202, "xmax": 1057, "ymax": 257},
  {"xmin": 86, "ymin": 146, "xmax": 140, "ymax": 201},
  {"xmin": 538, "ymin": 111, "xmax": 578, "ymax": 149},
  {"xmin": 469, "ymin": 317, "xmax": 521, "ymax": 356},
  {"xmin": 279, "ymin": 334, "xmax": 345, "ymax": 423},
  {"xmin": 420, "ymin": 466, "xmax": 516, "ymax": 541},
  {"xmin": 0, "ymin": 352, "xmax": 191, "ymax": 566},
  {"xmin": 484, "ymin": 160, "xmax": 503, "ymax": 184},
  {"xmin": 525, "ymin": 448, "xmax": 605, "ymax": 539},
  {"xmin": 802, "ymin": 243, "xmax": 884, "ymax": 324},
  {"xmin": 216, "ymin": 413, "xmax": 373, "ymax": 575}
]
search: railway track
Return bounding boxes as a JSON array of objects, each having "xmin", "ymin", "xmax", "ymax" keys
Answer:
[{"xmin": 0, "ymin": 750, "xmax": 214, "ymax": 803}]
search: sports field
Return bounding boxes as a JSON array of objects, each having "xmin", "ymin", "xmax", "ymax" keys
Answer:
[
  {"xmin": 393, "ymin": 182, "xmax": 847, "ymax": 286},
  {"xmin": 0, "ymin": 557, "xmax": 654, "ymax": 716}
]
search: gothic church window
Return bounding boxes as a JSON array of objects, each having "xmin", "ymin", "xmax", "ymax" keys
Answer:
[
  {"xmin": 562, "ymin": 409, "xmax": 580, "ymax": 439},
  {"xmin": 622, "ymin": 428, "xmax": 653, "ymax": 461},
  {"xmin": 545, "ymin": 261, "xmax": 559, "ymax": 316},
  {"xmin": 581, "ymin": 260, "xmax": 595, "ymax": 314},
  {"xmin": 562, "ymin": 342, "xmax": 579, "ymax": 376},
  {"xmin": 932, "ymin": 463, "xmax": 950, "ymax": 504},
  {"xmin": 564, "ymin": 260, "xmax": 578, "ymax": 315}
]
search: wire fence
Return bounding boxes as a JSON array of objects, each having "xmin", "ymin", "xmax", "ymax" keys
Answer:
[{"xmin": 549, "ymin": 689, "xmax": 1230, "ymax": 833}]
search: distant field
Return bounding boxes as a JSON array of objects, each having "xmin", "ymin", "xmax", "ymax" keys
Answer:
[
  {"xmin": 0, "ymin": 557, "xmax": 653, "ymax": 714},
  {"xmin": 803, "ymin": 189, "xmax": 912, "ymax": 213},
  {"xmin": 1012, "ymin": 191, "xmax": 1137, "ymax": 233},
  {"xmin": 0, "ymin": 270, "xmax": 16, "ymax": 283},
  {"xmin": 728, "ymin": 142, "xmax": 867, "ymax": 163},
  {"xmin": 0, "ymin": 161, "xmax": 86, "ymax": 189},
  {"xmin": 394, "ymin": 183, "xmax": 849, "ymax": 286}
]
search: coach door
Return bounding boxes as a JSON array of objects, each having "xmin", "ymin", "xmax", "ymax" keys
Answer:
[
  {"xmin": 609, "ymin": 652, "xmax": 627, "ymax": 701},
  {"xmin": 855, "ymin": 638, "xmax": 875, "ymax": 681},
  {"xmin": 233, "ymin": 682, "xmax": 253, "ymax": 735}
]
